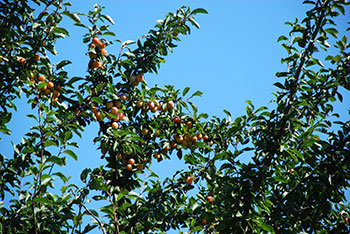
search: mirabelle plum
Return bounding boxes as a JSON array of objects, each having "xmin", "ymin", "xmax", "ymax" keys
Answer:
[
  {"xmin": 185, "ymin": 176, "xmax": 193, "ymax": 185},
  {"xmin": 34, "ymin": 54, "xmax": 40, "ymax": 62},
  {"xmin": 206, "ymin": 196, "xmax": 214, "ymax": 204},
  {"xmin": 101, "ymin": 48, "xmax": 108, "ymax": 55},
  {"xmin": 106, "ymin": 101, "xmax": 113, "ymax": 109},
  {"xmin": 141, "ymin": 128, "xmax": 149, "ymax": 136},
  {"xmin": 167, "ymin": 100, "xmax": 174, "ymax": 109},
  {"xmin": 154, "ymin": 152, "xmax": 161, "ymax": 159},
  {"xmin": 92, "ymin": 61, "xmax": 102, "ymax": 69},
  {"xmin": 170, "ymin": 141, "xmax": 177, "ymax": 148},
  {"xmin": 38, "ymin": 75, "xmax": 46, "ymax": 82},
  {"xmin": 18, "ymin": 56, "xmax": 26, "ymax": 64},
  {"xmin": 47, "ymin": 81, "xmax": 54, "ymax": 89},
  {"xmin": 92, "ymin": 37, "xmax": 101, "ymax": 45},
  {"xmin": 112, "ymin": 122, "xmax": 119, "ymax": 129},
  {"xmin": 136, "ymin": 100, "xmax": 143, "ymax": 108},
  {"xmin": 129, "ymin": 75, "xmax": 136, "ymax": 82},
  {"xmin": 128, "ymin": 158, "xmax": 135, "ymax": 165},
  {"xmin": 120, "ymin": 94, "xmax": 127, "ymax": 101},
  {"xmin": 126, "ymin": 164, "xmax": 133, "ymax": 170},
  {"xmin": 173, "ymin": 117, "xmax": 181, "ymax": 124},
  {"xmin": 114, "ymin": 100, "xmax": 122, "ymax": 108},
  {"xmin": 111, "ymin": 107, "xmax": 119, "ymax": 115},
  {"xmin": 185, "ymin": 121, "xmax": 192, "ymax": 128},
  {"xmin": 136, "ymin": 74, "xmax": 144, "ymax": 82}
]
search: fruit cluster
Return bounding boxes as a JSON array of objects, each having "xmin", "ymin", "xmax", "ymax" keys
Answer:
[
  {"xmin": 28, "ymin": 72, "xmax": 61, "ymax": 103},
  {"xmin": 85, "ymin": 36, "xmax": 215, "ymax": 177},
  {"xmin": 89, "ymin": 37, "xmax": 108, "ymax": 69}
]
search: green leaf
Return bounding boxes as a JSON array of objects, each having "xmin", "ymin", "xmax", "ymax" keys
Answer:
[
  {"xmin": 273, "ymin": 175, "xmax": 288, "ymax": 183},
  {"xmin": 53, "ymin": 172, "xmax": 68, "ymax": 182},
  {"xmin": 47, "ymin": 156, "xmax": 65, "ymax": 166},
  {"xmin": 188, "ymin": 17, "xmax": 200, "ymax": 29},
  {"xmin": 41, "ymin": 174, "xmax": 51, "ymax": 186},
  {"xmin": 183, "ymin": 87, "xmax": 190, "ymax": 96},
  {"xmin": 274, "ymin": 82, "xmax": 285, "ymax": 89},
  {"xmin": 63, "ymin": 11, "xmax": 81, "ymax": 24},
  {"xmin": 325, "ymin": 28, "xmax": 338, "ymax": 38},
  {"xmin": 101, "ymin": 31, "xmax": 116, "ymax": 36},
  {"xmin": 64, "ymin": 149, "xmax": 78, "ymax": 161},
  {"xmin": 191, "ymin": 8, "xmax": 208, "ymax": 15},
  {"xmin": 223, "ymin": 109, "xmax": 231, "ymax": 122},
  {"xmin": 91, "ymin": 96, "xmax": 103, "ymax": 105},
  {"xmin": 52, "ymin": 27, "xmax": 70, "ymax": 37},
  {"xmin": 122, "ymin": 40, "xmax": 135, "ymax": 48},
  {"xmin": 56, "ymin": 60, "xmax": 72, "ymax": 70},
  {"xmin": 190, "ymin": 90, "xmax": 203, "ymax": 98},
  {"xmin": 303, "ymin": 1, "xmax": 316, "ymax": 4},
  {"xmin": 44, "ymin": 140, "xmax": 58, "ymax": 147},
  {"xmin": 259, "ymin": 223, "xmax": 274, "ymax": 232},
  {"xmin": 277, "ymin": 35, "xmax": 288, "ymax": 42},
  {"xmin": 80, "ymin": 168, "xmax": 91, "ymax": 183},
  {"xmin": 82, "ymin": 224, "xmax": 98, "ymax": 233},
  {"xmin": 117, "ymin": 189, "xmax": 128, "ymax": 201},
  {"xmin": 26, "ymin": 114, "xmax": 38, "ymax": 121},
  {"xmin": 101, "ymin": 14, "xmax": 115, "ymax": 25}
]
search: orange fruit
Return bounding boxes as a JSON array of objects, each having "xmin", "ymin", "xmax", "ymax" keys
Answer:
[
  {"xmin": 38, "ymin": 75, "xmax": 46, "ymax": 82},
  {"xmin": 185, "ymin": 176, "xmax": 193, "ymax": 185},
  {"xmin": 112, "ymin": 122, "xmax": 119, "ymax": 129},
  {"xmin": 92, "ymin": 61, "xmax": 102, "ymax": 69},
  {"xmin": 92, "ymin": 37, "xmax": 101, "ymax": 45},
  {"xmin": 47, "ymin": 81, "xmax": 54, "ymax": 89},
  {"xmin": 128, "ymin": 158, "xmax": 135, "ymax": 165},
  {"xmin": 126, "ymin": 164, "xmax": 132, "ymax": 171},
  {"xmin": 101, "ymin": 48, "xmax": 108, "ymax": 55}
]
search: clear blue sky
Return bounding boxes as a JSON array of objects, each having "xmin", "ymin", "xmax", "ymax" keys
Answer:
[{"xmin": 1, "ymin": 1, "xmax": 349, "ymax": 233}]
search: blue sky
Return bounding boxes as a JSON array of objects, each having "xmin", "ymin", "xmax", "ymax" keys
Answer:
[{"xmin": 1, "ymin": 1, "xmax": 350, "ymax": 233}]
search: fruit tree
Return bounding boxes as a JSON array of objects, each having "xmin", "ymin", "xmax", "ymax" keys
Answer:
[{"xmin": 1, "ymin": 0, "xmax": 350, "ymax": 233}]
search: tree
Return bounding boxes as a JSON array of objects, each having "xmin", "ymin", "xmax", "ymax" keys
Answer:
[{"xmin": 0, "ymin": 0, "xmax": 349, "ymax": 233}]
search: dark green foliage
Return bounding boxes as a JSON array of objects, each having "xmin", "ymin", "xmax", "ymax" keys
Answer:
[{"xmin": 0, "ymin": 0, "xmax": 349, "ymax": 233}]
